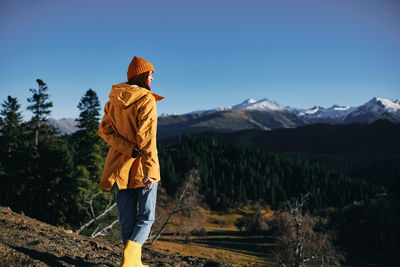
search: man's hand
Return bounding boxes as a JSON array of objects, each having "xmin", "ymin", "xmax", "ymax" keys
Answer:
[{"xmin": 142, "ymin": 177, "xmax": 155, "ymax": 190}]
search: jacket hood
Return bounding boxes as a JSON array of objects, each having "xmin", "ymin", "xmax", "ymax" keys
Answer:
[{"xmin": 109, "ymin": 83, "xmax": 164, "ymax": 109}]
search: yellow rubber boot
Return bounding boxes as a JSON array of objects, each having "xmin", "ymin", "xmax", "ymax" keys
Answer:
[{"xmin": 120, "ymin": 240, "xmax": 149, "ymax": 267}]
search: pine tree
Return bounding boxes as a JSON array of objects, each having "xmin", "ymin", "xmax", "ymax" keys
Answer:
[
  {"xmin": 0, "ymin": 96, "xmax": 28, "ymax": 207},
  {"xmin": 69, "ymin": 89, "xmax": 110, "ymax": 227},
  {"xmin": 72, "ymin": 89, "xmax": 104, "ymax": 178},
  {"xmin": 76, "ymin": 89, "xmax": 100, "ymax": 132},
  {"xmin": 0, "ymin": 96, "xmax": 24, "ymax": 156},
  {"xmin": 27, "ymin": 79, "xmax": 54, "ymax": 147}
]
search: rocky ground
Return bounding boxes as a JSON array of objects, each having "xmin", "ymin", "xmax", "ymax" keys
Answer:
[{"xmin": 0, "ymin": 206, "xmax": 235, "ymax": 267}]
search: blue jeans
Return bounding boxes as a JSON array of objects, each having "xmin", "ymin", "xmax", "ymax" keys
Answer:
[{"xmin": 115, "ymin": 183, "xmax": 158, "ymax": 245}]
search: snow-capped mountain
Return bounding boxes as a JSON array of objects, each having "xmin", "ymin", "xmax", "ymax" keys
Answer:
[
  {"xmin": 343, "ymin": 97, "xmax": 400, "ymax": 123},
  {"xmin": 157, "ymin": 96, "xmax": 400, "ymax": 138},
  {"xmin": 298, "ymin": 105, "xmax": 356, "ymax": 123},
  {"xmin": 232, "ymin": 98, "xmax": 288, "ymax": 111},
  {"xmin": 232, "ymin": 98, "xmax": 257, "ymax": 109},
  {"xmin": 361, "ymin": 97, "xmax": 400, "ymax": 113},
  {"xmin": 184, "ymin": 97, "xmax": 399, "ymax": 123},
  {"xmin": 187, "ymin": 98, "xmax": 289, "ymax": 115}
]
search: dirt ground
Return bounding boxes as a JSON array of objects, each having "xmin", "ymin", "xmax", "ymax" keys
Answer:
[{"xmin": 0, "ymin": 206, "xmax": 235, "ymax": 267}]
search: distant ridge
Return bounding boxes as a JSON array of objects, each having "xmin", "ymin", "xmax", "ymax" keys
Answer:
[
  {"xmin": 49, "ymin": 97, "xmax": 400, "ymax": 136},
  {"xmin": 158, "ymin": 97, "xmax": 400, "ymax": 138},
  {"xmin": 48, "ymin": 118, "xmax": 79, "ymax": 135}
]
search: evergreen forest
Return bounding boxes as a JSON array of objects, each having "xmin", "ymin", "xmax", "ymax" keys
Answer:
[{"xmin": 158, "ymin": 133, "xmax": 385, "ymax": 211}]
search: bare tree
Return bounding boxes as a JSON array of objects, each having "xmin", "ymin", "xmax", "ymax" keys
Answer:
[
  {"xmin": 150, "ymin": 169, "xmax": 204, "ymax": 244},
  {"xmin": 273, "ymin": 193, "xmax": 345, "ymax": 267}
]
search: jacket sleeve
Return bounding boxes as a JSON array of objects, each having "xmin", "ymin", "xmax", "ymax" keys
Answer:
[
  {"xmin": 98, "ymin": 105, "xmax": 136, "ymax": 157},
  {"xmin": 136, "ymin": 95, "xmax": 158, "ymax": 178}
]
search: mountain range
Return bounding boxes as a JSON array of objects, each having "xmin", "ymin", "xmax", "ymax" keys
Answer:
[
  {"xmin": 157, "ymin": 97, "xmax": 400, "ymax": 138},
  {"xmin": 49, "ymin": 97, "xmax": 400, "ymax": 137}
]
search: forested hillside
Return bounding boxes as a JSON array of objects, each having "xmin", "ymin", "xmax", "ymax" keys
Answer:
[
  {"xmin": 159, "ymin": 133, "xmax": 385, "ymax": 210},
  {"xmin": 161, "ymin": 120, "xmax": 400, "ymax": 190}
]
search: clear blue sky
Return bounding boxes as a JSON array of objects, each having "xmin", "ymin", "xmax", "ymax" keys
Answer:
[{"xmin": 1, "ymin": 0, "xmax": 399, "ymax": 119}]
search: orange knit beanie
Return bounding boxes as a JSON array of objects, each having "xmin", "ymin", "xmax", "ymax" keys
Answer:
[{"xmin": 127, "ymin": 56, "xmax": 155, "ymax": 81}]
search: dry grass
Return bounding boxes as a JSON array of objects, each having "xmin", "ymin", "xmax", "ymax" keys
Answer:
[
  {"xmin": 150, "ymin": 239, "xmax": 273, "ymax": 267},
  {"xmin": 149, "ymin": 206, "xmax": 277, "ymax": 266}
]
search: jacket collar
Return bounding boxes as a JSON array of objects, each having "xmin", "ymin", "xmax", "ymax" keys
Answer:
[{"xmin": 131, "ymin": 85, "xmax": 164, "ymax": 101}]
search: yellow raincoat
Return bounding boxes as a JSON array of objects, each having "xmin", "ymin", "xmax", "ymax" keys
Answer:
[{"xmin": 98, "ymin": 83, "xmax": 164, "ymax": 191}]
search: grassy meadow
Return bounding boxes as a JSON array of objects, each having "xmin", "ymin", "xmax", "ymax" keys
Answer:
[{"xmin": 149, "ymin": 206, "xmax": 276, "ymax": 266}]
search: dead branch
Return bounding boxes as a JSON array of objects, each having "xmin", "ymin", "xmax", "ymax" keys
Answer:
[
  {"xmin": 91, "ymin": 219, "xmax": 119, "ymax": 238},
  {"xmin": 78, "ymin": 201, "xmax": 117, "ymax": 234}
]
